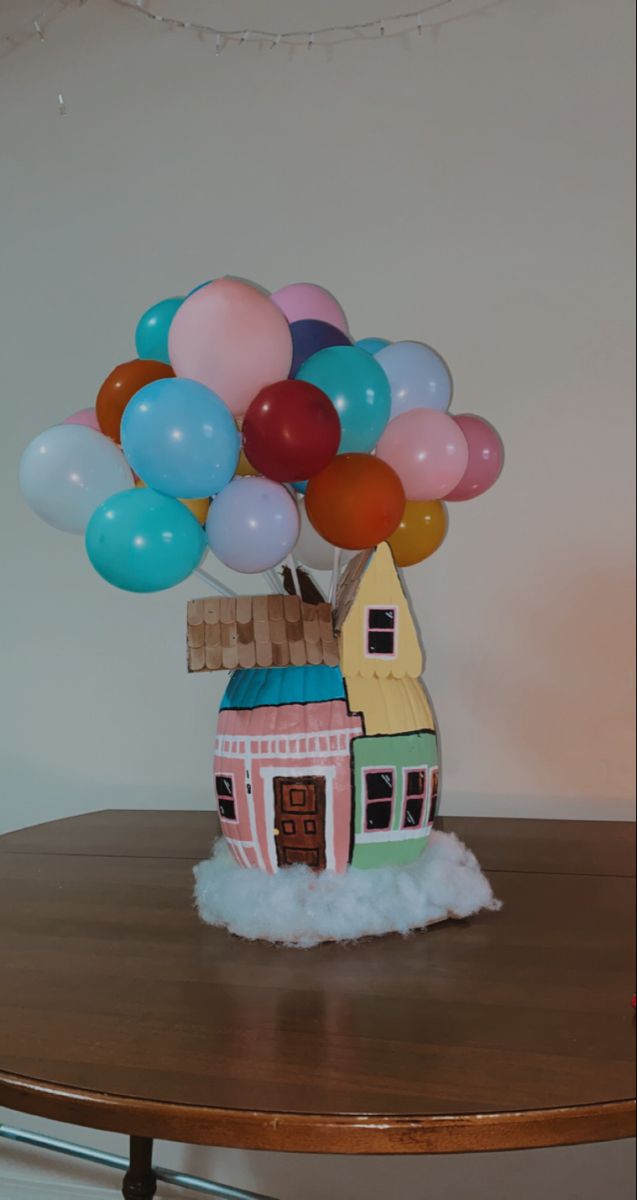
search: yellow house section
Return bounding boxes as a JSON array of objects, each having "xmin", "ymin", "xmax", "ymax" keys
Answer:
[
  {"xmin": 338, "ymin": 542, "xmax": 423, "ymax": 680},
  {"xmin": 344, "ymin": 675, "xmax": 435, "ymax": 735}
]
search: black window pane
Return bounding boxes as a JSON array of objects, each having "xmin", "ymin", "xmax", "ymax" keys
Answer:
[
  {"xmin": 368, "ymin": 608, "xmax": 395, "ymax": 629},
  {"xmin": 404, "ymin": 797, "xmax": 424, "ymax": 827},
  {"xmin": 367, "ymin": 800, "xmax": 392, "ymax": 830},
  {"xmin": 406, "ymin": 770, "xmax": 425, "ymax": 796},
  {"xmin": 429, "ymin": 770, "xmax": 439, "ymax": 823},
  {"xmin": 215, "ymin": 775, "xmax": 233, "ymax": 797},
  {"xmin": 218, "ymin": 798, "xmax": 237, "ymax": 821},
  {"xmin": 367, "ymin": 630, "xmax": 395, "ymax": 655},
  {"xmin": 365, "ymin": 770, "xmax": 394, "ymax": 799}
]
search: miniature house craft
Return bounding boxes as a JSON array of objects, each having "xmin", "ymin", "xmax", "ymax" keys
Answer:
[{"xmin": 187, "ymin": 542, "xmax": 440, "ymax": 875}]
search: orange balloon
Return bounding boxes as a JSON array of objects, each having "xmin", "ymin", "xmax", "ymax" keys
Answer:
[
  {"xmin": 135, "ymin": 478, "xmax": 209, "ymax": 524},
  {"xmin": 96, "ymin": 359, "xmax": 174, "ymax": 443},
  {"xmin": 387, "ymin": 500, "xmax": 448, "ymax": 567},
  {"xmin": 305, "ymin": 453, "xmax": 405, "ymax": 550}
]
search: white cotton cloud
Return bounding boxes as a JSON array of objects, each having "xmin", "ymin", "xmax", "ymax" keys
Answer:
[{"xmin": 193, "ymin": 831, "xmax": 501, "ymax": 948}]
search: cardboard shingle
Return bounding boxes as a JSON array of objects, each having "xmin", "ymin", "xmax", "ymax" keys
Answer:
[{"xmin": 187, "ymin": 596, "xmax": 339, "ymax": 673}]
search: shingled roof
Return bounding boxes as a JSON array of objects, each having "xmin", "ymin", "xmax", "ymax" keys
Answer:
[{"xmin": 187, "ymin": 595, "xmax": 340, "ymax": 672}]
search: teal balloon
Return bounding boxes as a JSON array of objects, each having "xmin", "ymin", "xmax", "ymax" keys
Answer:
[
  {"xmin": 135, "ymin": 297, "xmax": 184, "ymax": 364},
  {"xmin": 86, "ymin": 487, "xmax": 204, "ymax": 593},
  {"xmin": 356, "ymin": 337, "xmax": 390, "ymax": 355},
  {"xmin": 187, "ymin": 279, "xmax": 213, "ymax": 297},
  {"xmin": 296, "ymin": 345, "xmax": 391, "ymax": 453}
]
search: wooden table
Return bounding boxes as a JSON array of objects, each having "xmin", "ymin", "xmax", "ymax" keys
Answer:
[{"xmin": 0, "ymin": 812, "xmax": 635, "ymax": 1199}]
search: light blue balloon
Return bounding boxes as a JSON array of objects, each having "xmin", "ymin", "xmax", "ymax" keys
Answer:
[
  {"xmin": 296, "ymin": 345, "xmax": 391, "ymax": 454},
  {"xmin": 86, "ymin": 488, "xmax": 205, "ymax": 593},
  {"xmin": 356, "ymin": 337, "xmax": 390, "ymax": 355},
  {"xmin": 135, "ymin": 297, "xmax": 184, "ymax": 363},
  {"xmin": 121, "ymin": 377, "xmax": 240, "ymax": 499},
  {"xmin": 375, "ymin": 341, "xmax": 453, "ymax": 418},
  {"xmin": 206, "ymin": 478, "xmax": 300, "ymax": 573}
]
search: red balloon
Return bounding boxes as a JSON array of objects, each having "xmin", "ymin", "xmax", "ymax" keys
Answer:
[
  {"xmin": 242, "ymin": 380, "xmax": 341, "ymax": 483},
  {"xmin": 305, "ymin": 454, "xmax": 405, "ymax": 550}
]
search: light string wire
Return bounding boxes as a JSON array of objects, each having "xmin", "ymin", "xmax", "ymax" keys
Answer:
[
  {"xmin": 111, "ymin": 0, "xmax": 453, "ymax": 46},
  {"xmin": 2, "ymin": 0, "xmax": 507, "ymax": 59},
  {"xmin": 1, "ymin": 1, "xmax": 78, "ymax": 59}
]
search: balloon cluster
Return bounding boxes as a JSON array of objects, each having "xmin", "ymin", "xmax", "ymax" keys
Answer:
[{"xmin": 19, "ymin": 278, "xmax": 504, "ymax": 592}]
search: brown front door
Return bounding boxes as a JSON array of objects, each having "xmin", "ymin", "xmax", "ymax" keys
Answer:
[{"xmin": 273, "ymin": 776, "xmax": 327, "ymax": 870}]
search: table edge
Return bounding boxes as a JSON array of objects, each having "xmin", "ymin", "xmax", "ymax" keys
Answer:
[{"xmin": 0, "ymin": 1071, "xmax": 634, "ymax": 1154}]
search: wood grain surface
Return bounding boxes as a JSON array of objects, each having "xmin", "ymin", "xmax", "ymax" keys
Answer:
[{"xmin": 0, "ymin": 812, "xmax": 634, "ymax": 1153}]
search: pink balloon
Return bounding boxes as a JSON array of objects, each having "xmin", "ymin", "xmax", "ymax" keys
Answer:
[
  {"xmin": 376, "ymin": 409, "xmax": 469, "ymax": 501},
  {"xmin": 62, "ymin": 408, "xmax": 100, "ymax": 431},
  {"xmin": 445, "ymin": 414, "xmax": 504, "ymax": 501},
  {"xmin": 168, "ymin": 279, "xmax": 293, "ymax": 417},
  {"xmin": 271, "ymin": 283, "xmax": 349, "ymax": 335}
]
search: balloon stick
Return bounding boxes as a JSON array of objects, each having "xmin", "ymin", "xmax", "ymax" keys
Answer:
[
  {"xmin": 329, "ymin": 547, "xmax": 342, "ymax": 605},
  {"xmin": 285, "ymin": 554, "xmax": 301, "ymax": 597},
  {"xmin": 264, "ymin": 569, "xmax": 284, "ymax": 594},
  {"xmin": 194, "ymin": 567, "xmax": 236, "ymax": 598}
]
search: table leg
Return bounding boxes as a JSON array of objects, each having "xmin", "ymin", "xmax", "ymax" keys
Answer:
[{"xmin": 122, "ymin": 1135, "xmax": 157, "ymax": 1199}]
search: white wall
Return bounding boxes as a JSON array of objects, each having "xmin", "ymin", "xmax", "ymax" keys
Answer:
[
  {"xmin": 0, "ymin": 0, "xmax": 635, "ymax": 1197},
  {"xmin": 0, "ymin": 0, "xmax": 635, "ymax": 830}
]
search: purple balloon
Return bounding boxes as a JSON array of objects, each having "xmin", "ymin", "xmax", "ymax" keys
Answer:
[{"xmin": 290, "ymin": 319, "xmax": 351, "ymax": 378}]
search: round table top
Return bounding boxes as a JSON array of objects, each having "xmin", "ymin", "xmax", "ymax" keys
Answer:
[{"xmin": 0, "ymin": 810, "xmax": 634, "ymax": 1155}]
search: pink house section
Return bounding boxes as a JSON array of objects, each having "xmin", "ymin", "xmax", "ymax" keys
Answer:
[{"xmin": 213, "ymin": 699, "xmax": 363, "ymax": 874}]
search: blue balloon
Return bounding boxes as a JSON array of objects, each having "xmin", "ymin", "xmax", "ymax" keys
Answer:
[
  {"xmin": 290, "ymin": 319, "xmax": 351, "ymax": 377},
  {"xmin": 296, "ymin": 346, "xmax": 391, "ymax": 454},
  {"xmin": 121, "ymin": 378, "xmax": 240, "ymax": 499},
  {"xmin": 86, "ymin": 488, "xmax": 205, "ymax": 593},
  {"xmin": 375, "ymin": 341, "xmax": 453, "ymax": 418},
  {"xmin": 291, "ymin": 480, "xmax": 308, "ymax": 494},
  {"xmin": 135, "ymin": 297, "xmax": 184, "ymax": 363},
  {"xmin": 356, "ymin": 337, "xmax": 391, "ymax": 355}
]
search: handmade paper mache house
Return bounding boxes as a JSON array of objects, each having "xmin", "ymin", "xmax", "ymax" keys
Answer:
[{"xmin": 187, "ymin": 542, "xmax": 440, "ymax": 875}]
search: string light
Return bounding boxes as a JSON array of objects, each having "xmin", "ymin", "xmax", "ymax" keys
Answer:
[
  {"xmin": 110, "ymin": 0, "xmax": 458, "ymax": 48},
  {"xmin": 2, "ymin": 0, "xmax": 507, "ymax": 62}
]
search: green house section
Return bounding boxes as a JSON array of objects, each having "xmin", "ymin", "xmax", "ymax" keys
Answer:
[{"xmin": 350, "ymin": 731, "xmax": 439, "ymax": 870}]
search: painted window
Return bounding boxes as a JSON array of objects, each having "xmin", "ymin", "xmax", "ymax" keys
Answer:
[
  {"xmin": 215, "ymin": 774, "xmax": 237, "ymax": 822},
  {"xmin": 401, "ymin": 768, "xmax": 428, "ymax": 829},
  {"xmin": 364, "ymin": 768, "xmax": 395, "ymax": 831},
  {"xmin": 365, "ymin": 606, "xmax": 398, "ymax": 657},
  {"xmin": 428, "ymin": 767, "xmax": 440, "ymax": 825}
]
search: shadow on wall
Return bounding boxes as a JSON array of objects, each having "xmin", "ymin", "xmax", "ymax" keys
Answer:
[
  {"xmin": 177, "ymin": 1139, "xmax": 636, "ymax": 1200},
  {"xmin": 0, "ymin": 1135, "xmax": 633, "ymax": 1199}
]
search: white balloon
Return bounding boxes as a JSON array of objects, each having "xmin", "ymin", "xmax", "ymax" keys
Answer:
[
  {"xmin": 294, "ymin": 499, "xmax": 355, "ymax": 571},
  {"xmin": 19, "ymin": 424, "xmax": 134, "ymax": 534}
]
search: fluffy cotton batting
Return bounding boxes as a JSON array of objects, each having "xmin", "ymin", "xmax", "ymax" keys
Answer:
[{"xmin": 193, "ymin": 831, "xmax": 501, "ymax": 948}]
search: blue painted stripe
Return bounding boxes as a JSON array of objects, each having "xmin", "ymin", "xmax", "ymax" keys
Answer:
[{"xmin": 220, "ymin": 665, "xmax": 346, "ymax": 710}]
